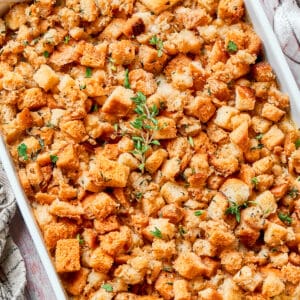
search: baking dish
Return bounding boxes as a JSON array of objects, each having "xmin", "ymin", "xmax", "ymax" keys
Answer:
[{"xmin": 0, "ymin": 1, "xmax": 299, "ymax": 299}]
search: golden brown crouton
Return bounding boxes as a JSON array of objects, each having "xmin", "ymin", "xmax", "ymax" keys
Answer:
[
  {"xmin": 60, "ymin": 119, "xmax": 88, "ymax": 143},
  {"xmin": 154, "ymin": 272, "xmax": 175, "ymax": 299},
  {"xmin": 79, "ymin": 42, "xmax": 107, "ymax": 68},
  {"xmin": 139, "ymin": 45, "xmax": 169, "ymax": 74},
  {"xmin": 282, "ymin": 263, "xmax": 300, "ymax": 284},
  {"xmin": 173, "ymin": 279, "xmax": 191, "ymax": 300},
  {"xmin": 159, "ymin": 204, "xmax": 184, "ymax": 224},
  {"xmin": 152, "ymin": 117, "xmax": 177, "ymax": 140},
  {"xmin": 229, "ymin": 121, "xmax": 249, "ymax": 151},
  {"xmin": 220, "ymin": 250, "xmax": 243, "ymax": 274},
  {"xmin": 63, "ymin": 268, "xmax": 90, "ymax": 296},
  {"xmin": 49, "ymin": 199, "xmax": 84, "ymax": 221},
  {"xmin": 264, "ymin": 222, "xmax": 287, "ymax": 247},
  {"xmin": 140, "ymin": 0, "xmax": 181, "ymax": 14},
  {"xmin": 49, "ymin": 44, "xmax": 81, "ymax": 67},
  {"xmin": 214, "ymin": 106, "xmax": 239, "ymax": 130},
  {"xmin": 198, "ymin": 288, "xmax": 222, "ymax": 300},
  {"xmin": 5, "ymin": 3, "xmax": 27, "ymax": 30},
  {"xmin": 123, "ymin": 16, "xmax": 145, "ymax": 37},
  {"xmin": 100, "ymin": 18, "xmax": 127, "ymax": 40},
  {"xmin": 56, "ymin": 144, "xmax": 79, "ymax": 170},
  {"xmin": 252, "ymin": 62, "xmax": 275, "ymax": 82},
  {"xmin": 152, "ymin": 239, "xmax": 176, "ymax": 260},
  {"xmin": 94, "ymin": 215, "xmax": 120, "ymax": 235},
  {"xmin": 145, "ymin": 149, "xmax": 168, "ymax": 174},
  {"xmin": 129, "ymin": 69, "xmax": 157, "ymax": 96},
  {"xmin": 55, "ymin": 239, "xmax": 80, "ymax": 273},
  {"xmin": 253, "ymin": 156, "xmax": 273, "ymax": 175},
  {"xmin": 235, "ymin": 221, "xmax": 260, "ymax": 246},
  {"xmin": 19, "ymin": 88, "xmax": 47, "ymax": 110},
  {"xmin": 89, "ymin": 247, "xmax": 114, "ymax": 273},
  {"xmin": 175, "ymin": 7, "xmax": 211, "ymax": 29},
  {"xmin": 174, "ymin": 252, "xmax": 206, "ymax": 279},
  {"xmin": 102, "ymin": 86, "xmax": 134, "ymax": 117},
  {"xmin": 217, "ymin": 0, "xmax": 244, "ymax": 24},
  {"xmin": 261, "ymin": 125, "xmax": 285, "ymax": 150},
  {"xmin": 261, "ymin": 103, "xmax": 285, "ymax": 122},
  {"xmin": 233, "ymin": 266, "xmax": 263, "ymax": 292},
  {"xmin": 160, "ymin": 182, "xmax": 188, "ymax": 204},
  {"xmin": 33, "ymin": 64, "xmax": 59, "ymax": 91},
  {"xmin": 144, "ymin": 218, "xmax": 176, "ymax": 241},
  {"xmin": 235, "ymin": 85, "xmax": 256, "ymax": 111},
  {"xmin": 90, "ymin": 154, "xmax": 130, "ymax": 188},
  {"xmin": 82, "ymin": 192, "xmax": 117, "ymax": 220},
  {"xmin": 109, "ymin": 40, "xmax": 136, "ymax": 65},
  {"xmin": 79, "ymin": 0, "xmax": 99, "ymax": 22},
  {"xmin": 261, "ymin": 273, "xmax": 285, "ymax": 297},
  {"xmin": 185, "ymin": 95, "xmax": 216, "ymax": 123}
]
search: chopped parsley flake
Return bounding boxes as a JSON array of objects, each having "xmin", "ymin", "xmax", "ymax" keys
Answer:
[
  {"xmin": 124, "ymin": 68, "xmax": 131, "ymax": 89},
  {"xmin": 85, "ymin": 67, "xmax": 92, "ymax": 78},
  {"xmin": 194, "ymin": 210, "xmax": 203, "ymax": 216},
  {"xmin": 50, "ymin": 155, "xmax": 58, "ymax": 164},
  {"xmin": 17, "ymin": 143, "xmax": 28, "ymax": 161},
  {"xmin": 149, "ymin": 35, "xmax": 164, "ymax": 57},
  {"xmin": 278, "ymin": 212, "xmax": 292, "ymax": 225},
  {"xmin": 102, "ymin": 283, "xmax": 113, "ymax": 292},
  {"xmin": 43, "ymin": 51, "xmax": 50, "ymax": 58},
  {"xmin": 150, "ymin": 227, "xmax": 162, "ymax": 239},
  {"xmin": 227, "ymin": 40, "xmax": 238, "ymax": 53}
]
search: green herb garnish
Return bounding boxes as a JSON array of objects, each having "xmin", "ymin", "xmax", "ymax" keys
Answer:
[
  {"xmin": 150, "ymin": 227, "xmax": 162, "ymax": 239},
  {"xmin": 17, "ymin": 143, "xmax": 28, "ymax": 161},
  {"xmin": 295, "ymin": 139, "xmax": 300, "ymax": 149},
  {"xmin": 188, "ymin": 136, "xmax": 194, "ymax": 147},
  {"xmin": 50, "ymin": 155, "xmax": 58, "ymax": 164},
  {"xmin": 43, "ymin": 51, "xmax": 50, "ymax": 58},
  {"xmin": 278, "ymin": 212, "xmax": 292, "ymax": 225},
  {"xmin": 124, "ymin": 68, "xmax": 130, "ymax": 89},
  {"xmin": 102, "ymin": 283, "xmax": 113, "ymax": 292},
  {"xmin": 227, "ymin": 40, "xmax": 238, "ymax": 53},
  {"xmin": 85, "ymin": 67, "xmax": 92, "ymax": 78},
  {"xmin": 149, "ymin": 35, "xmax": 164, "ymax": 57},
  {"xmin": 194, "ymin": 210, "xmax": 203, "ymax": 216},
  {"xmin": 225, "ymin": 201, "xmax": 248, "ymax": 223},
  {"xmin": 251, "ymin": 177, "xmax": 259, "ymax": 189},
  {"xmin": 288, "ymin": 187, "xmax": 299, "ymax": 199},
  {"xmin": 64, "ymin": 35, "xmax": 70, "ymax": 44},
  {"xmin": 76, "ymin": 234, "xmax": 84, "ymax": 245}
]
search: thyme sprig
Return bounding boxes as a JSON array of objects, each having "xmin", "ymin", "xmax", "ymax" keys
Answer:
[{"xmin": 130, "ymin": 91, "xmax": 160, "ymax": 172}]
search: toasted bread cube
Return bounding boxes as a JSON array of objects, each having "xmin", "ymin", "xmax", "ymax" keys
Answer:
[
  {"xmin": 129, "ymin": 69, "xmax": 157, "ymax": 96},
  {"xmin": 63, "ymin": 268, "xmax": 89, "ymax": 296},
  {"xmin": 252, "ymin": 62, "xmax": 275, "ymax": 82},
  {"xmin": 152, "ymin": 239, "xmax": 176, "ymax": 260},
  {"xmin": 79, "ymin": 0, "xmax": 99, "ymax": 22},
  {"xmin": 161, "ymin": 158, "xmax": 181, "ymax": 179},
  {"xmin": 235, "ymin": 221, "xmax": 260, "ymax": 246},
  {"xmin": 144, "ymin": 218, "xmax": 176, "ymax": 241},
  {"xmin": 140, "ymin": 0, "xmax": 181, "ymax": 14},
  {"xmin": 50, "ymin": 44, "xmax": 81, "ymax": 67},
  {"xmin": 139, "ymin": 45, "xmax": 168, "ymax": 74},
  {"xmin": 100, "ymin": 18, "xmax": 126, "ymax": 40},
  {"xmin": 57, "ymin": 144, "xmax": 79, "ymax": 170},
  {"xmin": 94, "ymin": 215, "xmax": 120, "ymax": 235},
  {"xmin": 253, "ymin": 156, "xmax": 273, "ymax": 175},
  {"xmin": 102, "ymin": 86, "xmax": 134, "ymax": 117},
  {"xmin": 198, "ymin": 288, "xmax": 222, "ymax": 300},
  {"xmin": 219, "ymin": 278, "xmax": 243, "ymax": 300},
  {"xmin": 160, "ymin": 204, "xmax": 184, "ymax": 224},
  {"xmin": 233, "ymin": 266, "xmax": 263, "ymax": 292},
  {"xmin": 118, "ymin": 153, "xmax": 139, "ymax": 170},
  {"xmin": 82, "ymin": 192, "xmax": 117, "ymax": 220},
  {"xmin": 19, "ymin": 88, "xmax": 46, "ymax": 110},
  {"xmin": 282, "ymin": 263, "xmax": 300, "ymax": 284},
  {"xmin": 90, "ymin": 155, "xmax": 130, "ymax": 188},
  {"xmin": 33, "ymin": 64, "xmax": 59, "ymax": 91},
  {"xmin": 214, "ymin": 106, "xmax": 239, "ymax": 130},
  {"xmin": 229, "ymin": 121, "xmax": 249, "ymax": 151},
  {"xmin": 5, "ymin": 3, "xmax": 27, "ymax": 30},
  {"xmin": 145, "ymin": 149, "xmax": 168, "ymax": 174},
  {"xmin": 109, "ymin": 40, "xmax": 136, "ymax": 65},
  {"xmin": 220, "ymin": 250, "xmax": 243, "ymax": 274},
  {"xmin": 154, "ymin": 272, "xmax": 175, "ymax": 299},
  {"xmin": 173, "ymin": 279, "xmax": 191, "ymax": 300},
  {"xmin": 100, "ymin": 227, "xmax": 130, "ymax": 256},
  {"xmin": 60, "ymin": 120, "xmax": 87, "ymax": 143},
  {"xmin": 261, "ymin": 103, "xmax": 285, "ymax": 122},
  {"xmin": 25, "ymin": 162, "xmax": 44, "ymax": 188},
  {"xmin": 160, "ymin": 182, "xmax": 188, "ymax": 204},
  {"xmin": 218, "ymin": 0, "xmax": 244, "ymax": 24},
  {"xmin": 262, "ymin": 273, "xmax": 285, "ymax": 297},
  {"xmin": 142, "ymin": 196, "xmax": 165, "ymax": 217},
  {"xmin": 255, "ymin": 191, "xmax": 277, "ymax": 217},
  {"xmin": 49, "ymin": 199, "xmax": 84, "ymax": 221},
  {"xmin": 220, "ymin": 178, "xmax": 250, "ymax": 206},
  {"xmin": 123, "ymin": 16, "xmax": 145, "ymax": 37},
  {"xmin": 207, "ymin": 192, "xmax": 228, "ymax": 221},
  {"xmin": 235, "ymin": 86, "xmax": 256, "ymax": 111},
  {"xmin": 251, "ymin": 116, "xmax": 272, "ymax": 133},
  {"xmin": 80, "ymin": 42, "xmax": 107, "ymax": 68},
  {"xmin": 193, "ymin": 239, "xmax": 217, "ymax": 257},
  {"xmin": 171, "ymin": 29, "xmax": 202, "ymax": 54},
  {"xmin": 90, "ymin": 247, "xmax": 114, "ymax": 273},
  {"xmin": 55, "ymin": 239, "xmax": 80, "ymax": 273},
  {"xmin": 261, "ymin": 125, "xmax": 285, "ymax": 150},
  {"xmin": 174, "ymin": 252, "xmax": 206, "ymax": 279},
  {"xmin": 264, "ymin": 222, "xmax": 287, "ymax": 247},
  {"xmin": 175, "ymin": 7, "xmax": 211, "ymax": 30},
  {"xmin": 152, "ymin": 117, "xmax": 177, "ymax": 139},
  {"xmin": 185, "ymin": 95, "xmax": 216, "ymax": 123}
]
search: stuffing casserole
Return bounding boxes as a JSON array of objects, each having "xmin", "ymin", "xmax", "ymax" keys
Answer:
[{"xmin": 1, "ymin": 0, "xmax": 300, "ymax": 298}]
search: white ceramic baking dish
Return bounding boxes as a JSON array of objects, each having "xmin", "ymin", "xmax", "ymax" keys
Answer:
[{"xmin": 0, "ymin": 1, "xmax": 300, "ymax": 299}]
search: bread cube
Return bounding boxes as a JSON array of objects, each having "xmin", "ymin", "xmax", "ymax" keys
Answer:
[
  {"xmin": 251, "ymin": 116, "xmax": 272, "ymax": 133},
  {"xmin": 235, "ymin": 86, "xmax": 256, "ymax": 111},
  {"xmin": 152, "ymin": 117, "xmax": 177, "ymax": 139},
  {"xmin": 90, "ymin": 154, "xmax": 130, "ymax": 188},
  {"xmin": 264, "ymin": 222, "xmax": 287, "ymax": 246},
  {"xmin": 160, "ymin": 204, "xmax": 184, "ymax": 224},
  {"xmin": 100, "ymin": 18, "xmax": 126, "ymax": 40},
  {"xmin": 161, "ymin": 158, "xmax": 181, "ymax": 180},
  {"xmin": 229, "ymin": 121, "xmax": 249, "ymax": 151},
  {"xmin": 100, "ymin": 227, "xmax": 130, "ymax": 256},
  {"xmin": 240, "ymin": 206, "xmax": 264, "ymax": 230},
  {"xmin": 80, "ymin": 42, "xmax": 107, "ymax": 68},
  {"xmin": 214, "ymin": 106, "xmax": 239, "ymax": 130},
  {"xmin": 109, "ymin": 40, "xmax": 136, "ymax": 65},
  {"xmin": 218, "ymin": 0, "xmax": 244, "ymax": 24},
  {"xmin": 174, "ymin": 252, "xmax": 206, "ymax": 279},
  {"xmin": 60, "ymin": 120, "xmax": 87, "ymax": 143},
  {"xmin": 144, "ymin": 218, "xmax": 176, "ymax": 241},
  {"xmin": 102, "ymin": 86, "xmax": 134, "ymax": 117},
  {"xmin": 185, "ymin": 95, "xmax": 216, "ymax": 123},
  {"xmin": 193, "ymin": 239, "xmax": 216, "ymax": 257},
  {"xmin": 90, "ymin": 247, "xmax": 114, "ymax": 273},
  {"xmin": 255, "ymin": 191, "xmax": 277, "ymax": 217},
  {"xmin": 261, "ymin": 125, "xmax": 285, "ymax": 150},
  {"xmin": 55, "ymin": 239, "xmax": 80, "ymax": 273},
  {"xmin": 207, "ymin": 192, "xmax": 228, "ymax": 220},
  {"xmin": 160, "ymin": 182, "xmax": 188, "ymax": 204},
  {"xmin": 82, "ymin": 192, "xmax": 117, "ymax": 220},
  {"xmin": 19, "ymin": 88, "xmax": 46, "ymax": 110},
  {"xmin": 123, "ymin": 16, "xmax": 145, "ymax": 37},
  {"xmin": 261, "ymin": 103, "xmax": 285, "ymax": 122},
  {"xmin": 220, "ymin": 178, "xmax": 250, "ymax": 206},
  {"xmin": 152, "ymin": 239, "xmax": 176, "ymax": 259},
  {"xmin": 172, "ymin": 29, "xmax": 202, "ymax": 54},
  {"xmin": 5, "ymin": 3, "xmax": 27, "ymax": 30},
  {"xmin": 94, "ymin": 215, "xmax": 120, "ymax": 235},
  {"xmin": 282, "ymin": 263, "xmax": 300, "ymax": 284},
  {"xmin": 235, "ymin": 221, "xmax": 260, "ymax": 246},
  {"xmin": 173, "ymin": 279, "xmax": 191, "ymax": 300},
  {"xmin": 63, "ymin": 268, "xmax": 89, "ymax": 296},
  {"xmin": 253, "ymin": 156, "xmax": 273, "ymax": 175},
  {"xmin": 49, "ymin": 199, "xmax": 84, "ymax": 221},
  {"xmin": 175, "ymin": 7, "xmax": 211, "ymax": 30},
  {"xmin": 50, "ymin": 44, "xmax": 81, "ymax": 67},
  {"xmin": 219, "ymin": 278, "xmax": 243, "ymax": 300},
  {"xmin": 252, "ymin": 62, "xmax": 275, "ymax": 82},
  {"xmin": 140, "ymin": 0, "xmax": 181, "ymax": 14},
  {"xmin": 220, "ymin": 250, "xmax": 243, "ymax": 274},
  {"xmin": 79, "ymin": 0, "xmax": 99, "ymax": 22},
  {"xmin": 154, "ymin": 272, "xmax": 175, "ymax": 299},
  {"xmin": 129, "ymin": 69, "xmax": 157, "ymax": 96},
  {"xmin": 142, "ymin": 195, "xmax": 165, "ymax": 217},
  {"xmin": 139, "ymin": 45, "xmax": 168, "ymax": 74},
  {"xmin": 233, "ymin": 266, "xmax": 262, "ymax": 292},
  {"xmin": 262, "ymin": 273, "xmax": 285, "ymax": 297},
  {"xmin": 145, "ymin": 149, "xmax": 168, "ymax": 174},
  {"xmin": 198, "ymin": 288, "xmax": 222, "ymax": 300},
  {"xmin": 33, "ymin": 64, "xmax": 59, "ymax": 91},
  {"xmin": 57, "ymin": 144, "xmax": 79, "ymax": 170}
]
